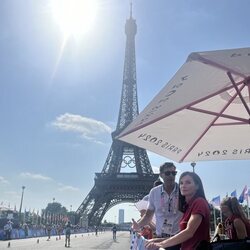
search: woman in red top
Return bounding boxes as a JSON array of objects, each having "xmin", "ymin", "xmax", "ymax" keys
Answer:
[
  {"xmin": 145, "ymin": 172, "xmax": 210, "ymax": 250},
  {"xmin": 220, "ymin": 197, "xmax": 250, "ymax": 240}
]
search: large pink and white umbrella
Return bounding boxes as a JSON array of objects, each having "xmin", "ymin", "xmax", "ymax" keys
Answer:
[{"xmin": 118, "ymin": 47, "xmax": 250, "ymax": 163}]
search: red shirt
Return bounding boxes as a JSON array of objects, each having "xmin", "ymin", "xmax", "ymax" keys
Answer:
[
  {"xmin": 140, "ymin": 226, "xmax": 153, "ymax": 239},
  {"xmin": 179, "ymin": 197, "xmax": 210, "ymax": 250},
  {"xmin": 225, "ymin": 215, "xmax": 250, "ymax": 240}
]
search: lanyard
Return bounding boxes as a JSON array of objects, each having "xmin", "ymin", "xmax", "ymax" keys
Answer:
[{"xmin": 160, "ymin": 183, "xmax": 178, "ymax": 215}]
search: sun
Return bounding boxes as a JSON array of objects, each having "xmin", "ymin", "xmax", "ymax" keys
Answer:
[{"xmin": 51, "ymin": 0, "xmax": 98, "ymax": 38}]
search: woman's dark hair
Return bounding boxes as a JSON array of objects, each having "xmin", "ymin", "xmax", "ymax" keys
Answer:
[{"xmin": 178, "ymin": 171, "xmax": 206, "ymax": 213}]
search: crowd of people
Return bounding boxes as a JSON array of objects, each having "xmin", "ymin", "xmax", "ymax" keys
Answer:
[
  {"xmin": 131, "ymin": 162, "xmax": 250, "ymax": 250},
  {"xmin": 0, "ymin": 221, "xmax": 107, "ymax": 242}
]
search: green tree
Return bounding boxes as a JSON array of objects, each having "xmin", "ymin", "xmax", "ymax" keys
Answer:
[{"xmin": 45, "ymin": 202, "xmax": 67, "ymax": 214}]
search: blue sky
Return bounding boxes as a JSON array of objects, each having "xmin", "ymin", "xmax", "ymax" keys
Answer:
[{"xmin": 0, "ymin": 0, "xmax": 250, "ymax": 223}]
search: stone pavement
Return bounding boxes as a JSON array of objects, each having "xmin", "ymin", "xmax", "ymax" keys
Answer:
[{"xmin": 0, "ymin": 231, "xmax": 131, "ymax": 250}]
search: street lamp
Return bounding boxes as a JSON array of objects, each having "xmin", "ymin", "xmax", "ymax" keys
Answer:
[
  {"xmin": 191, "ymin": 162, "xmax": 196, "ymax": 173},
  {"xmin": 19, "ymin": 186, "xmax": 25, "ymax": 222}
]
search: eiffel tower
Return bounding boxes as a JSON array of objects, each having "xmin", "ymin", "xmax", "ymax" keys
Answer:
[{"xmin": 76, "ymin": 5, "xmax": 158, "ymax": 226}]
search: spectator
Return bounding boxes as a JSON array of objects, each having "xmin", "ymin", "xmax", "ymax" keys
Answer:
[
  {"xmin": 132, "ymin": 162, "xmax": 183, "ymax": 250},
  {"xmin": 46, "ymin": 224, "xmax": 51, "ymax": 241},
  {"xmin": 140, "ymin": 225, "xmax": 153, "ymax": 240},
  {"xmin": 23, "ymin": 223, "xmax": 29, "ymax": 238},
  {"xmin": 221, "ymin": 196, "xmax": 250, "ymax": 240},
  {"xmin": 4, "ymin": 220, "xmax": 12, "ymax": 240},
  {"xmin": 65, "ymin": 221, "xmax": 71, "ymax": 247},
  {"xmin": 145, "ymin": 171, "xmax": 210, "ymax": 249},
  {"xmin": 57, "ymin": 224, "xmax": 63, "ymax": 240},
  {"xmin": 112, "ymin": 225, "xmax": 117, "ymax": 240},
  {"xmin": 212, "ymin": 218, "xmax": 225, "ymax": 242}
]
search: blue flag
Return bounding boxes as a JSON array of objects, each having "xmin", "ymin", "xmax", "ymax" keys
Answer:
[
  {"xmin": 211, "ymin": 195, "xmax": 220, "ymax": 207},
  {"xmin": 238, "ymin": 185, "xmax": 248, "ymax": 203},
  {"xmin": 231, "ymin": 190, "xmax": 237, "ymax": 198}
]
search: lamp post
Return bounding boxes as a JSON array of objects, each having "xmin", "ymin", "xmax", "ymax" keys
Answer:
[
  {"xmin": 19, "ymin": 186, "xmax": 25, "ymax": 223},
  {"xmin": 191, "ymin": 162, "xmax": 196, "ymax": 173}
]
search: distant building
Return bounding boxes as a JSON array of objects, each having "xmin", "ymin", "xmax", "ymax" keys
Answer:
[{"xmin": 118, "ymin": 209, "xmax": 124, "ymax": 224}]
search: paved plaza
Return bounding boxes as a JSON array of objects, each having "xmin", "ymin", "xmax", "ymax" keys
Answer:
[{"xmin": 0, "ymin": 231, "xmax": 131, "ymax": 250}]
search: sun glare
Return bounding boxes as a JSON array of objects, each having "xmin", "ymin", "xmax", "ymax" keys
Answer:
[{"xmin": 51, "ymin": 0, "xmax": 98, "ymax": 38}]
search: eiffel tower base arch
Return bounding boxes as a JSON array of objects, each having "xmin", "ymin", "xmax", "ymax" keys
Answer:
[{"xmin": 76, "ymin": 172, "xmax": 159, "ymax": 226}]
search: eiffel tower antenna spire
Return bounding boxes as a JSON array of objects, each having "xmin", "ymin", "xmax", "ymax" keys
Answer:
[
  {"xmin": 76, "ymin": 5, "xmax": 158, "ymax": 227},
  {"xmin": 130, "ymin": 1, "xmax": 133, "ymax": 18}
]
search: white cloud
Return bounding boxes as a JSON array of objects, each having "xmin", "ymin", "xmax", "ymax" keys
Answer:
[
  {"xmin": 20, "ymin": 172, "xmax": 53, "ymax": 181},
  {"xmin": 51, "ymin": 113, "xmax": 112, "ymax": 143},
  {"xmin": 0, "ymin": 176, "xmax": 9, "ymax": 184},
  {"xmin": 57, "ymin": 185, "xmax": 79, "ymax": 192}
]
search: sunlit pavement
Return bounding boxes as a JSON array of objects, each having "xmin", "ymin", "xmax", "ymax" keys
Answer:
[{"xmin": 0, "ymin": 231, "xmax": 131, "ymax": 250}]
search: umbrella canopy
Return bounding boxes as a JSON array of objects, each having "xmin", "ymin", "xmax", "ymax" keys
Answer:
[{"xmin": 118, "ymin": 47, "xmax": 250, "ymax": 163}]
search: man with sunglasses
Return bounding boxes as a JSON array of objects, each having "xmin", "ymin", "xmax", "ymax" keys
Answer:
[{"xmin": 132, "ymin": 162, "xmax": 182, "ymax": 250}]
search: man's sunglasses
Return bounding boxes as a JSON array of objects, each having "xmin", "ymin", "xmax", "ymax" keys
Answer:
[{"xmin": 163, "ymin": 171, "xmax": 177, "ymax": 176}]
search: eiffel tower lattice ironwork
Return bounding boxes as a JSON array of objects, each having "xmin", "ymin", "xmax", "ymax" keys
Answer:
[{"xmin": 76, "ymin": 6, "xmax": 158, "ymax": 226}]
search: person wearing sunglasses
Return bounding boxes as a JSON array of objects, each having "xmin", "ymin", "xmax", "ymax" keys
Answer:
[
  {"xmin": 145, "ymin": 171, "xmax": 210, "ymax": 250},
  {"xmin": 132, "ymin": 162, "xmax": 183, "ymax": 250}
]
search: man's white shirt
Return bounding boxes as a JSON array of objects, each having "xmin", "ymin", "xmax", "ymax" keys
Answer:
[{"xmin": 147, "ymin": 183, "xmax": 183, "ymax": 236}]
